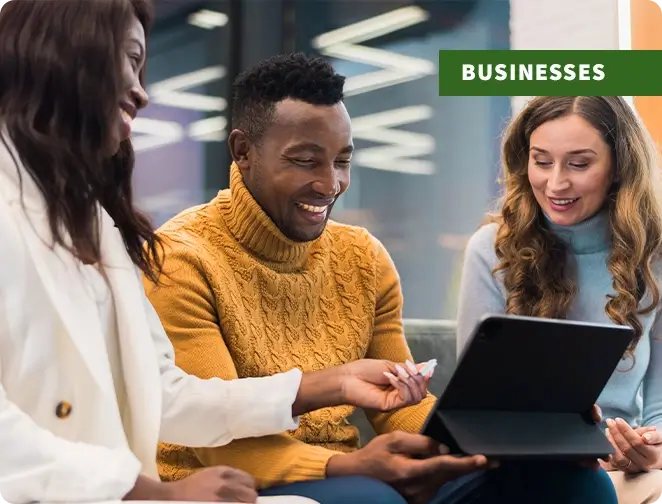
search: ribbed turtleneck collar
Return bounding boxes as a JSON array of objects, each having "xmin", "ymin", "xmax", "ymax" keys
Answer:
[
  {"xmin": 545, "ymin": 208, "xmax": 611, "ymax": 255},
  {"xmin": 215, "ymin": 163, "xmax": 312, "ymax": 270}
]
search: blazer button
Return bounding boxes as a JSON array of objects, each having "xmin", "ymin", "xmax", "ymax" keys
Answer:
[{"xmin": 55, "ymin": 401, "xmax": 72, "ymax": 419}]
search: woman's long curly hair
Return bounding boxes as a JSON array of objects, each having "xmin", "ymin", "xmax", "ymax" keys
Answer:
[
  {"xmin": 491, "ymin": 96, "xmax": 662, "ymax": 354},
  {"xmin": 0, "ymin": 0, "xmax": 162, "ymax": 282}
]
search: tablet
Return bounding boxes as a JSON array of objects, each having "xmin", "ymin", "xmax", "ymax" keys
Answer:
[{"xmin": 421, "ymin": 313, "xmax": 634, "ymax": 461}]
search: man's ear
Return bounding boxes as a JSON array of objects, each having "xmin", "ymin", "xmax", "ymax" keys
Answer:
[{"xmin": 228, "ymin": 129, "xmax": 251, "ymax": 171}]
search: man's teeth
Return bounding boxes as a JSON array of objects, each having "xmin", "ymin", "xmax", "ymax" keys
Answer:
[
  {"xmin": 120, "ymin": 109, "xmax": 132, "ymax": 124},
  {"xmin": 297, "ymin": 203, "xmax": 328, "ymax": 213},
  {"xmin": 551, "ymin": 198, "xmax": 578, "ymax": 206}
]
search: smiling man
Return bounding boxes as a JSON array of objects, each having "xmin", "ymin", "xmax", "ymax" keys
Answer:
[
  {"xmin": 143, "ymin": 52, "xmax": 440, "ymax": 503},
  {"xmin": 233, "ymin": 87, "xmax": 354, "ymax": 243}
]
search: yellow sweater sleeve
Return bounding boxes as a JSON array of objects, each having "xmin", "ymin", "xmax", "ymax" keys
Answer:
[
  {"xmin": 364, "ymin": 236, "xmax": 437, "ymax": 435},
  {"xmin": 143, "ymin": 235, "xmax": 339, "ymax": 488}
]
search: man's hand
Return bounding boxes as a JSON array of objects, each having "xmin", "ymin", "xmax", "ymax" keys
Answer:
[
  {"xmin": 326, "ymin": 431, "xmax": 490, "ymax": 504},
  {"xmin": 601, "ymin": 418, "xmax": 662, "ymax": 473},
  {"xmin": 340, "ymin": 359, "xmax": 434, "ymax": 412},
  {"xmin": 124, "ymin": 468, "xmax": 258, "ymax": 502}
]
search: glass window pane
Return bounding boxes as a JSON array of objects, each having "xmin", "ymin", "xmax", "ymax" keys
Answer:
[
  {"xmin": 134, "ymin": 0, "xmax": 231, "ymax": 227},
  {"xmin": 291, "ymin": 0, "xmax": 511, "ymax": 319}
]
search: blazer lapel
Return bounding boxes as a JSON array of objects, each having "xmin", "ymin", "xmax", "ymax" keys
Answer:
[
  {"xmin": 98, "ymin": 209, "xmax": 161, "ymax": 473},
  {"xmin": 0, "ymin": 134, "xmax": 115, "ymax": 395}
]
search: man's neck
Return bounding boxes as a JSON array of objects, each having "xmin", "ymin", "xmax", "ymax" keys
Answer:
[{"xmin": 216, "ymin": 163, "xmax": 312, "ymax": 270}]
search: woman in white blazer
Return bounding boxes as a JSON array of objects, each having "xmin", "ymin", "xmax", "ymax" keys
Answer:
[{"xmin": 0, "ymin": 1, "xmax": 441, "ymax": 503}]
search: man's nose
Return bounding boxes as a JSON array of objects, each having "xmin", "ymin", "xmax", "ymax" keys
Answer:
[{"xmin": 312, "ymin": 166, "xmax": 340, "ymax": 197}]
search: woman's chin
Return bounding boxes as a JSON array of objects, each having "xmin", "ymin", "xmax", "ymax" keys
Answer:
[{"xmin": 103, "ymin": 134, "xmax": 124, "ymax": 158}]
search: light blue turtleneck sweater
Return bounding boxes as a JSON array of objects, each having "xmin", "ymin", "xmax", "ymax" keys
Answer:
[{"xmin": 456, "ymin": 211, "xmax": 662, "ymax": 428}]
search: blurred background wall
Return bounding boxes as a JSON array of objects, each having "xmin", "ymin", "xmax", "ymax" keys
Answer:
[{"xmin": 133, "ymin": 0, "xmax": 659, "ymax": 326}]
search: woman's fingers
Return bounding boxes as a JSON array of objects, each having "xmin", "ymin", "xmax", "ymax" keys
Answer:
[
  {"xmin": 592, "ymin": 404, "xmax": 602, "ymax": 424},
  {"xmin": 384, "ymin": 359, "xmax": 437, "ymax": 406},
  {"xmin": 395, "ymin": 362, "xmax": 425, "ymax": 403},
  {"xmin": 606, "ymin": 419, "xmax": 647, "ymax": 472},
  {"xmin": 383, "ymin": 371, "xmax": 413, "ymax": 404}
]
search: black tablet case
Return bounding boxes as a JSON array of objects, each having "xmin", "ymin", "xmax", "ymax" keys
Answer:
[{"xmin": 421, "ymin": 314, "xmax": 634, "ymax": 460}]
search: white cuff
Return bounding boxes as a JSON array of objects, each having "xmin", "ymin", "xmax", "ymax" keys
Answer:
[{"xmin": 223, "ymin": 368, "xmax": 302, "ymax": 440}]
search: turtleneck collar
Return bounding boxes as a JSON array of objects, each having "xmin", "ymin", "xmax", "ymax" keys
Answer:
[
  {"xmin": 216, "ymin": 163, "xmax": 313, "ymax": 270},
  {"xmin": 545, "ymin": 208, "xmax": 611, "ymax": 254}
]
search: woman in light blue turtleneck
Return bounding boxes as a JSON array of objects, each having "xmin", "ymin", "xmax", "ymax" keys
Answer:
[{"xmin": 456, "ymin": 96, "xmax": 662, "ymax": 504}]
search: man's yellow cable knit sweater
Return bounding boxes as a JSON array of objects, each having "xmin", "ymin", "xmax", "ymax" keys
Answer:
[{"xmin": 143, "ymin": 164, "xmax": 436, "ymax": 489}]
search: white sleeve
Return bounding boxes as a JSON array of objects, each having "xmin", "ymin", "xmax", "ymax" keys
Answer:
[{"xmin": 144, "ymin": 296, "xmax": 303, "ymax": 447}]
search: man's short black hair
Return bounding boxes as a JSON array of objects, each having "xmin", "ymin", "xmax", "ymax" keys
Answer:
[{"xmin": 231, "ymin": 52, "xmax": 346, "ymax": 143}]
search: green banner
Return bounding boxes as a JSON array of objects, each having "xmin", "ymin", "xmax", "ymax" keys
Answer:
[{"xmin": 438, "ymin": 50, "xmax": 662, "ymax": 96}]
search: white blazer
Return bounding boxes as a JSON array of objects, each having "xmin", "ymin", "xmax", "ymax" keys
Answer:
[{"xmin": 0, "ymin": 133, "xmax": 304, "ymax": 504}]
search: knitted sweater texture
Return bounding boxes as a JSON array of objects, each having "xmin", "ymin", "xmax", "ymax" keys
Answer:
[{"xmin": 144, "ymin": 164, "xmax": 435, "ymax": 488}]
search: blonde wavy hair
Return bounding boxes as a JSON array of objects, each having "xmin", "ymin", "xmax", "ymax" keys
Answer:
[{"xmin": 490, "ymin": 96, "xmax": 662, "ymax": 354}]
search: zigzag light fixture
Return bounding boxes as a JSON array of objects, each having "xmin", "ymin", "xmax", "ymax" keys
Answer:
[{"xmin": 312, "ymin": 6, "xmax": 437, "ymax": 175}]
